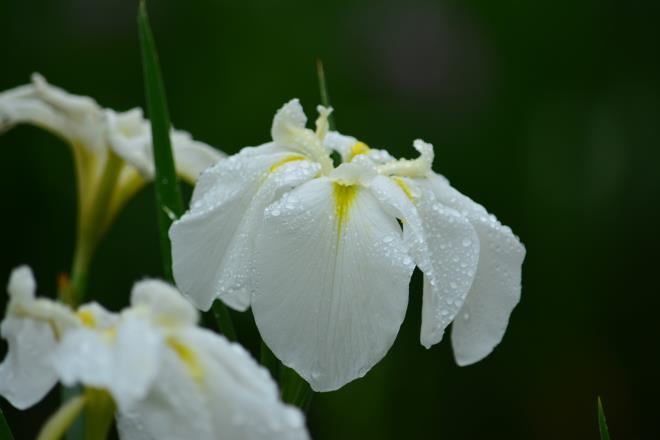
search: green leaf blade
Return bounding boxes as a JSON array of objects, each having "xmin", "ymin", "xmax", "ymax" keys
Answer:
[
  {"xmin": 0, "ymin": 409, "xmax": 15, "ymax": 440},
  {"xmin": 138, "ymin": 0, "xmax": 184, "ymax": 281},
  {"xmin": 598, "ymin": 396, "xmax": 611, "ymax": 440}
]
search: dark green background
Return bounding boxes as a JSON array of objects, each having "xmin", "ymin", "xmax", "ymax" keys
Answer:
[{"xmin": 1, "ymin": 0, "xmax": 658, "ymax": 438}]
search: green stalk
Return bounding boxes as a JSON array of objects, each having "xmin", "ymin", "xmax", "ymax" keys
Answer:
[
  {"xmin": 83, "ymin": 389, "xmax": 115, "ymax": 440},
  {"xmin": 37, "ymin": 395, "xmax": 86, "ymax": 440},
  {"xmin": 211, "ymin": 300, "xmax": 237, "ymax": 341},
  {"xmin": 280, "ymin": 366, "xmax": 313, "ymax": 412},
  {"xmin": 69, "ymin": 150, "xmax": 123, "ymax": 306},
  {"xmin": 316, "ymin": 59, "xmax": 335, "ymax": 130}
]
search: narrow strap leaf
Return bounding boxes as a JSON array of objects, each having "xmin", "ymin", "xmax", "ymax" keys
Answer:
[
  {"xmin": 597, "ymin": 396, "xmax": 611, "ymax": 440},
  {"xmin": 0, "ymin": 409, "xmax": 15, "ymax": 440},
  {"xmin": 138, "ymin": 0, "xmax": 184, "ymax": 281}
]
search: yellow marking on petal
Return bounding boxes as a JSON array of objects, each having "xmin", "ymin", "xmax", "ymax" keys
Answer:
[
  {"xmin": 393, "ymin": 177, "xmax": 415, "ymax": 203},
  {"xmin": 333, "ymin": 183, "xmax": 358, "ymax": 240},
  {"xmin": 257, "ymin": 155, "xmax": 307, "ymax": 190},
  {"xmin": 269, "ymin": 155, "xmax": 306, "ymax": 174},
  {"xmin": 77, "ymin": 310, "xmax": 96, "ymax": 328},
  {"xmin": 347, "ymin": 141, "xmax": 370, "ymax": 162},
  {"xmin": 166, "ymin": 336, "xmax": 203, "ymax": 385},
  {"xmin": 101, "ymin": 328, "xmax": 117, "ymax": 342}
]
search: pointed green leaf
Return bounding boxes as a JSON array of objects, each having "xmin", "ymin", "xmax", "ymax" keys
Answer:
[
  {"xmin": 138, "ymin": 1, "xmax": 236, "ymax": 340},
  {"xmin": 0, "ymin": 409, "xmax": 15, "ymax": 440},
  {"xmin": 138, "ymin": 0, "xmax": 184, "ymax": 281},
  {"xmin": 598, "ymin": 396, "xmax": 611, "ymax": 440}
]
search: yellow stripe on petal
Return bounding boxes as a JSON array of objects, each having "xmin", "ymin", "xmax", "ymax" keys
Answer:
[
  {"xmin": 77, "ymin": 310, "xmax": 96, "ymax": 328},
  {"xmin": 393, "ymin": 177, "xmax": 415, "ymax": 203},
  {"xmin": 333, "ymin": 182, "xmax": 358, "ymax": 238},
  {"xmin": 258, "ymin": 155, "xmax": 307, "ymax": 190},
  {"xmin": 166, "ymin": 336, "xmax": 203, "ymax": 385},
  {"xmin": 269, "ymin": 155, "xmax": 306, "ymax": 173},
  {"xmin": 347, "ymin": 141, "xmax": 370, "ymax": 162}
]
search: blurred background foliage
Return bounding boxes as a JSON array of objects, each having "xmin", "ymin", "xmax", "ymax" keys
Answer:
[{"xmin": 1, "ymin": 0, "xmax": 659, "ymax": 438}]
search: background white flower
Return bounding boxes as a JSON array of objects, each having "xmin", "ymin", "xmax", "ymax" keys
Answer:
[
  {"xmin": 0, "ymin": 267, "xmax": 309, "ymax": 440},
  {"xmin": 0, "ymin": 74, "xmax": 224, "ymax": 254}
]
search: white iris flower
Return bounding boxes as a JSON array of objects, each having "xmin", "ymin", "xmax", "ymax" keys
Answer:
[
  {"xmin": 0, "ymin": 75, "xmax": 223, "ymax": 283},
  {"xmin": 0, "ymin": 267, "xmax": 309, "ymax": 440},
  {"xmin": 170, "ymin": 99, "xmax": 526, "ymax": 392}
]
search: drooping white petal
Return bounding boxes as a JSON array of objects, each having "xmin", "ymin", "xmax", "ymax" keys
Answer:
[
  {"xmin": 116, "ymin": 345, "xmax": 213, "ymax": 440},
  {"xmin": 130, "ymin": 279, "xmax": 199, "ymax": 327},
  {"xmin": 427, "ymin": 175, "xmax": 526, "ymax": 365},
  {"xmin": 404, "ymin": 176, "xmax": 481, "ymax": 348},
  {"xmin": 0, "ymin": 74, "xmax": 106, "ymax": 153},
  {"xmin": 0, "ymin": 316, "xmax": 59, "ymax": 409},
  {"xmin": 52, "ymin": 313, "xmax": 162, "ymax": 411},
  {"xmin": 252, "ymin": 177, "xmax": 415, "ymax": 391},
  {"xmin": 105, "ymin": 108, "xmax": 223, "ymax": 184},
  {"xmin": 170, "ymin": 131, "xmax": 225, "ymax": 183},
  {"xmin": 170, "ymin": 148, "xmax": 319, "ymax": 311},
  {"xmin": 175, "ymin": 327, "xmax": 309, "ymax": 440},
  {"xmin": 0, "ymin": 266, "xmax": 76, "ymax": 409}
]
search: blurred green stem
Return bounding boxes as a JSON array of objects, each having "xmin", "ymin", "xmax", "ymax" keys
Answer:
[
  {"xmin": 37, "ymin": 395, "xmax": 86, "ymax": 440},
  {"xmin": 316, "ymin": 59, "xmax": 335, "ymax": 131},
  {"xmin": 211, "ymin": 300, "xmax": 237, "ymax": 341},
  {"xmin": 65, "ymin": 150, "xmax": 123, "ymax": 307},
  {"xmin": 280, "ymin": 366, "xmax": 313, "ymax": 412}
]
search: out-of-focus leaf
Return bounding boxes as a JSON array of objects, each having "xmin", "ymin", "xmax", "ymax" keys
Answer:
[
  {"xmin": 280, "ymin": 366, "xmax": 313, "ymax": 412},
  {"xmin": 598, "ymin": 396, "xmax": 611, "ymax": 440},
  {"xmin": 0, "ymin": 409, "xmax": 14, "ymax": 440}
]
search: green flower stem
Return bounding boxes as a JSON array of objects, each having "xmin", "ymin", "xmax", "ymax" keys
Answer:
[
  {"xmin": 39, "ymin": 390, "xmax": 114, "ymax": 440},
  {"xmin": 280, "ymin": 366, "xmax": 313, "ymax": 412},
  {"xmin": 316, "ymin": 59, "xmax": 335, "ymax": 131},
  {"xmin": 211, "ymin": 300, "xmax": 237, "ymax": 341},
  {"xmin": 68, "ymin": 149, "xmax": 123, "ymax": 306},
  {"xmin": 83, "ymin": 389, "xmax": 115, "ymax": 440},
  {"xmin": 37, "ymin": 395, "xmax": 87, "ymax": 440}
]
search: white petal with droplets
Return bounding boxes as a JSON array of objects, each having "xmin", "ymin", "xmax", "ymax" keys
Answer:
[
  {"xmin": 252, "ymin": 177, "xmax": 414, "ymax": 391},
  {"xmin": 170, "ymin": 149, "xmax": 319, "ymax": 311},
  {"xmin": 427, "ymin": 174, "xmax": 526, "ymax": 365}
]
